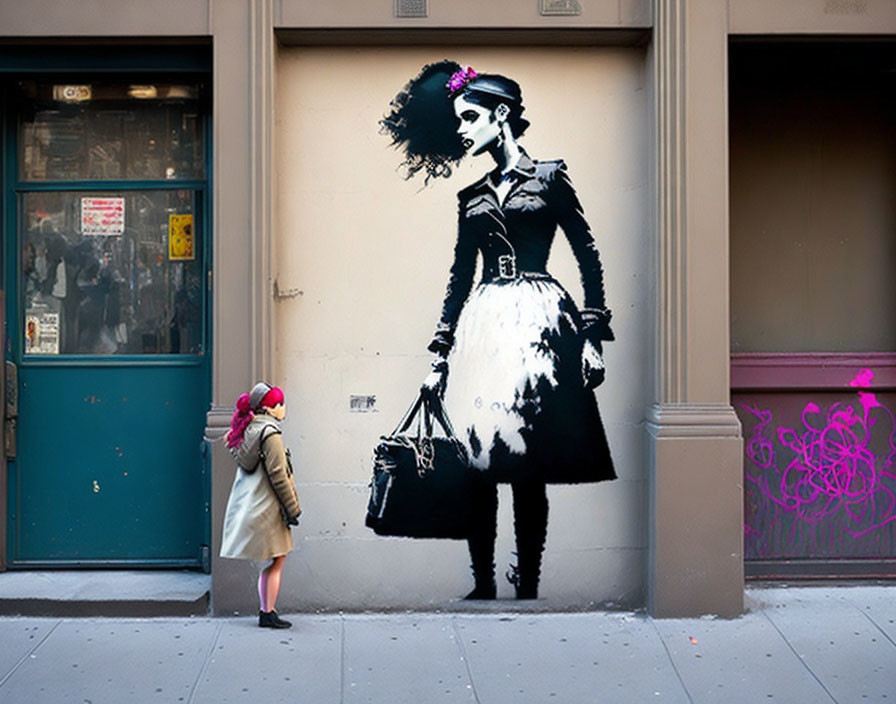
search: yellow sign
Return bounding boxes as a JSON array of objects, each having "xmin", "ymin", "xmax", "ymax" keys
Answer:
[{"xmin": 168, "ymin": 214, "xmax": 195, "ymax": 261}]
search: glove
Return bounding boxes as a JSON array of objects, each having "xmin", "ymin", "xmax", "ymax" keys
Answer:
[
  {"xmin": 427, "ymin": 323, "xmax": 454, "ymax": 356},
  {"xmin": 286, "ymin": 515, "xmax": 300, "ymax": 527},
  {"xmin": 581, "ymin": 308, "xmax": 614, "ymax": 343},
  {"xmin": 582, "ymin": 338, "xmax": 606, "ymax": 389},
  {"xmin": 421, "ymin": 356, "xmax": 448, "ymax": 399}
]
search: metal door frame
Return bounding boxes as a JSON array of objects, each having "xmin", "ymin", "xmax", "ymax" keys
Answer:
[{"xmin": 0, "ymin": 45, "xmax": 213, "ymax": 570}]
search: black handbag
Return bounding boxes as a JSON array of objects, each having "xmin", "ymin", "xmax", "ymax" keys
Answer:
[{"xmin": 365, "ymin": 391, "xmax": 472, "ymax": 539}]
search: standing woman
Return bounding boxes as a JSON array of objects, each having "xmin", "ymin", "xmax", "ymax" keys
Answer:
[
  {"xmin": 221, "ymin": 382, "xmax": 302, "ymax": 628},
  {"xmin": 382, "ymin": 61, "xmax": 616, "ymax": 600}
]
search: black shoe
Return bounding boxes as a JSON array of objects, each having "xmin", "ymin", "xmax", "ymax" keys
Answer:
[
  {"xmin": 464, "ymin": 581, "xmax": 496, "ymax": 600},
  {"xmin": 259, "ymin": 610, "xmax": 292, "ymax": 629}
]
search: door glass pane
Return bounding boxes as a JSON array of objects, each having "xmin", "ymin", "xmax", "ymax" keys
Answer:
[
  {"xmin": 18, "ymin": 81, "xmax": 205, "ymax": 181},
  {"xmin": 21, "ymin": 190, "xmax": 203, "ymax": 355}
]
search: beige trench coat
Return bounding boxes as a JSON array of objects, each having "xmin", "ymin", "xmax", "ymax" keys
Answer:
[{"xmin": 220, "ymin": 416, "xmax": 301, "ymax": 561}]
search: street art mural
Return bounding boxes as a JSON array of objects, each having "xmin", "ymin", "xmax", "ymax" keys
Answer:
[
  {"xmin": 741, "ymin": 369, "xmax": 896, "ymax": 559},
  {"xmin": 368, "ymin": 61, "xmax": 616, "ymax": 600}
]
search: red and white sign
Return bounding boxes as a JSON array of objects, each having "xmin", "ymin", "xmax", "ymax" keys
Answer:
[{"xmin": 81, "ymin": 197, "xmax": 125, "ymax": 236}]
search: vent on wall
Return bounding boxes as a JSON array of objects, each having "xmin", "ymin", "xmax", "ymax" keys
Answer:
[
  {"xmin": 395, "ymin": 0, "xmax": 427, "ymax": 18},
  {"xmin": 540, "ymin": 0, "xmax": 582, "ymax": 16}
]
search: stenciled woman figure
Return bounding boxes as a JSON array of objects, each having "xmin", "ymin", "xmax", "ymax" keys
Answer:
[
  {"xmin": 382, "ymin": 62, "xmax": 616, "ymax": 599},
  {"xmin": 221, "ymin": 382, "xmax": 302, "ymax": 627}
]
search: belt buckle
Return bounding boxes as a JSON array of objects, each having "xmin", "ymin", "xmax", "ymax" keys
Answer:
[{"xmin": 498, "ymin": 254, "xmax": 517, "ymax": 280}]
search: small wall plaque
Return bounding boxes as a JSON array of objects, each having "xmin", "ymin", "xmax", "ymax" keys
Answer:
[
  {"xmin": 395, "ymin": 0, "xmax": 427, "ymax": 18},
  {"xmin": 824, "ymin": 0, "xmax": 867, "ymax": 14},
  {"xmin": 350, "ymin": 395, "xmax": 378, "ymax": 413},
  {"xmin": 540, "ymin": 0, "xmax": 582, "ymax": 16}
]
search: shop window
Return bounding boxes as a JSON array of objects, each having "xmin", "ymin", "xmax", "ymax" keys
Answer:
[{"xmin": 18, "ymin": 81, "xmax": 204, "ymax": 182}]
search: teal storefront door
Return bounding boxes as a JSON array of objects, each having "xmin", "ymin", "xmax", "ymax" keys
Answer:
[{"xmin": 3, "ymin": 71, "xmax": 211, "ymax": 567}]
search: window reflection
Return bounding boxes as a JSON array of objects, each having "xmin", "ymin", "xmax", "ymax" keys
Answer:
[
  {"xmin": 18, "ymin": 81, "xmax": 205, "ymax": 182},
  {"xmin": 22, "ymin": 191, "xmax": 203, "ymax": 356}
]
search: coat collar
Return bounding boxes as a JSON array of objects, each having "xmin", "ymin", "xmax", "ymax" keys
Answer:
[
  {"xmin": 499, "ymin": 150, "xmax": 538, "ymax": 179},
  {"xmin": 468, "ymin": 150, "xmax": 538, "ymax": 195}
]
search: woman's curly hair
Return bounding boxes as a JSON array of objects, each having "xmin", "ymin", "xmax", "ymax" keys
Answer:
[{"xmin": 380, "ymin": 60, "xmax": 467, "ymax": 183}]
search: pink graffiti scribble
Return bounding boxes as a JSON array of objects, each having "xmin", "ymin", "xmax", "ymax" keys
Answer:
[
  {"xmin": 743, "ymin": 404, "xmax": 775, "ymax": 469},
  {"xmin": 743, "ymin": 369, "xmax": 896, "ymax": 538},
  {"xmin": 849, "ymin": 368, "xmax": 874, "ymax": 388}
]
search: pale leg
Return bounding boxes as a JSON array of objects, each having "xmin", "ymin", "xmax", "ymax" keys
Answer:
[{"xmin": 258, "ymin": 555, "xmax": 286, "ymax": 612}]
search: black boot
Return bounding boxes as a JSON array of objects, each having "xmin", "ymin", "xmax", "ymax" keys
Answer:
[
  {"xmin": 465, "ymin": 541, "xmax": 497, "ymax": 600},
  {"xmin": 465, "ymin": 477, "xmax": 498, "ymax": 600},
  {"xmin": 259, "ymin": 610, "xmax": 292, "ymax": 629},
  {"xmin": 507, "ymin": 479, "xmax": 548, "ymax": 600},
  {"xmin": 464, "ymin": 579, "xmax": 496, "ymax": 600},
  {"xmin": 505, "ymin": 558, "xmax": 539, "ymax": 599}
]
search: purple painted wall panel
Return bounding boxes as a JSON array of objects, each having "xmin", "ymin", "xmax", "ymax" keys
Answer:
[
  {"xmin": 733, "ymin": 359, "xmax": 896, "ymax": 562},
  {"xmin": 732, "ymin": 353, "xmax": 896, "ymax": 390}
]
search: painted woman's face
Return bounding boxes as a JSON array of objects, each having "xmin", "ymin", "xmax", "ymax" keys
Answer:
[{"xmin": 454, "ymin": 95, "xmax": 501, "ymax": 156}]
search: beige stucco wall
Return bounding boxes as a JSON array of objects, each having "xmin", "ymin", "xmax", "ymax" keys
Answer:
[{"xmin": 272, "ymin": 46, "xmax": 649, "ymax": 609}]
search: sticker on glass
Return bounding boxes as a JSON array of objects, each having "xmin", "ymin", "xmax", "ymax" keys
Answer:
[
  {"xmin": 169, "ymin": 214, "xmax": 195, "ymax": 261},
  {"xmin": 24, "ymin": 308, "xmax": 60, "ymax": 355},
  {"xmin": 81, "ymin": 197, "xmax": 125, "ymax": 236}
]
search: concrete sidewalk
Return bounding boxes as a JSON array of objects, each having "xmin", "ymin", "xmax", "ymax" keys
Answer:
[{"xmin": 0, "ymin": 586, "xmax": 893, "ymax": 703}]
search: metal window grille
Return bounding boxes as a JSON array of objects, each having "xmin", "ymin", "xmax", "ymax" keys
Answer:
[
  {"xmin": 539, "ymin": 0, "xmax": 582, "ymax": 16},
  {"xmin": 395, "ymin": 0, "xmax": 427, "ymax": 18}
]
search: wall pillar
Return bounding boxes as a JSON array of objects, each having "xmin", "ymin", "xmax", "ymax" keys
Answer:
[
  {"xmin": 646, "ymin": 0, "xmax": 743, "ymax": 617},
  {"xmin": 207, "ymin": 0, "xmax": 276, "ymax": 614}
]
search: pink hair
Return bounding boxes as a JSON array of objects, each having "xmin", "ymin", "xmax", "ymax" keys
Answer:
[
  {"xmin": 259, "ymin": 386, "xmax": 284, "ymax": 410},
  {"xmin": 226, "ymin": 393, "xmax": 254, "ymax": 449},
  {"xmin": 225, "ymin": 386, "xmax": 286, "ymax": 449}
]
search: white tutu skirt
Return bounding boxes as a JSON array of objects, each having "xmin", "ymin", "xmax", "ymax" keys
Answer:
[{"xmin": 443, "ymin": 274, "xmax": 615, "ymax": 484}]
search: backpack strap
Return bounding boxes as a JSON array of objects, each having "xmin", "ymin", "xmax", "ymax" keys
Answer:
[
  {"xmin": 238, "ymin": 423, "xmax": 281, "ymax": 474},
  {"xmin": 254, "ymin": 424, "xmax": 282, "ymax": 468},
  {"xmin": 257, "ymin": 425, "xmax": 298, "ymax": 524}
]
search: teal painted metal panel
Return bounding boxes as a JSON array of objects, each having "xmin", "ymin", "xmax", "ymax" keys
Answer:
[{"xmin": 10, "ymin": 364, "xmax": 209, "ymax": 561}]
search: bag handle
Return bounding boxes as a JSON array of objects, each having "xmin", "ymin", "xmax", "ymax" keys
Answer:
[
  {"xmin": 393, "ymin": 392, "xmax": 425, "ymax": 436},
  {"xmin": 392, "ymin": 391, "xmax": 457, "ymax": 442},
  {"xmin": 424, "ymin": 394, "xmax": 458, "ymax": 440},
  {"xmin": 387, "ymin": 391, "xmax": 469, "ymax": 472}
]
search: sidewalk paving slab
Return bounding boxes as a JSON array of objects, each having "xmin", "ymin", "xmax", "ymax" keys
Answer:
[
  {"xmin": 842, "ymin": 587, "xmax": 896, "ymax": 645},
  {"xmin": 0, "ymin": 618, "xmax": 60, "ymax": 686},
  {"xmin": 756, "ymin": 588, "xmax": 896, "ymax": 704},
  {"xmin": 342, "ymin": 615, "xmax": 476, "ymax": 704},
  {"xmin": 454, "ymin": 612, "xmax": 690, "ymax": 704},
  {"xmin": 192, "ymin": 616, "xmax": 342, "ymax": 704},
  {"xmin": 0, "ymin": 618, "xmax": 218, "ymax": 704},
  {"xmin": 653, "ymin": 611, "xmax": 834, "ymax": 704}
]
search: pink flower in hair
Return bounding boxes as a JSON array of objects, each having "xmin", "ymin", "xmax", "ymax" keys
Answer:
[{"xmin": 447, "ymin": 66, "xmax": 478, "ymax": 94}]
